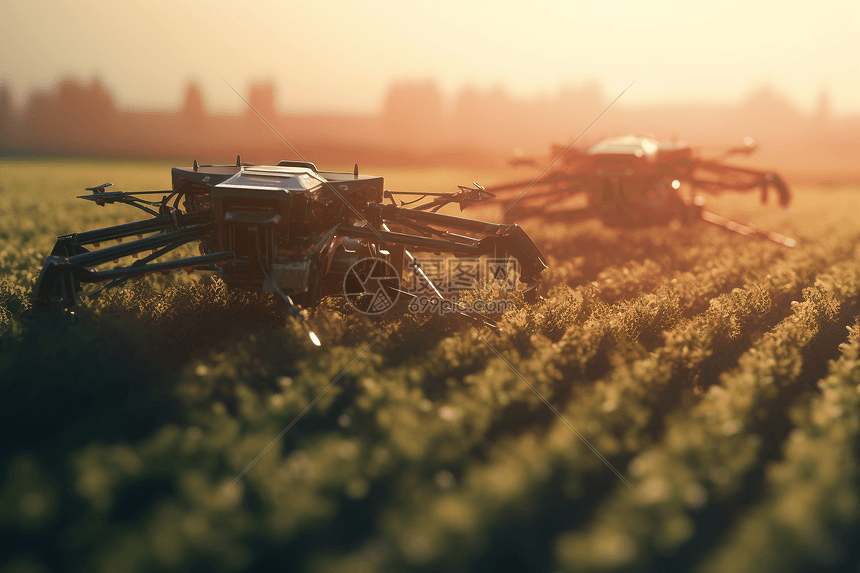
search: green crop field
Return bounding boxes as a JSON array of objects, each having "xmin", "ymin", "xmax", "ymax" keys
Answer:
[{"xmin": 2, "ymin": 159, "xmax": 860, "ymax": 573}]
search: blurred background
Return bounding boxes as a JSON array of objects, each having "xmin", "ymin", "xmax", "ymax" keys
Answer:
[
  {"xmin": 2, "ymin": 0, "xmax": 858, "ymax": 180},
  {"xmin": 0, "ymin": 0, "xmax": 860, "ymax": 178}
]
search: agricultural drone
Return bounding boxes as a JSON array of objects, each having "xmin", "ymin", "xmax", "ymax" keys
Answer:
[
  {"xmin": 34, "ymin": 159, "xmax": 547, "ymax": 332},
  {"xmin": 487, "ymin": 135, "xmax": 796, "ymax": 246}
]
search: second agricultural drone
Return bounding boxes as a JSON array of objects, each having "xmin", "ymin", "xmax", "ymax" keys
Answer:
[
  {"xmin": 488, "ymin": 135, "xmax": 795, "ymax": 246},
  {"xmin": 34, "ymin": 159, "xmax": 547, "ymax": 329}
]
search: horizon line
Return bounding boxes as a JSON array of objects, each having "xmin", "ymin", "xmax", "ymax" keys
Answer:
[{"xmin": 0, "ymin": 74, "xmax": 855, "ymax": 119}]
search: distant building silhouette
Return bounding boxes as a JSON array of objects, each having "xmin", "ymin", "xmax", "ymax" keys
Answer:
[
  {"xmin": 1, "ymin": 75, "xmax": 858, "ymax": 180},
  {"xmin": 247, "ymin": 82, "xmax": 278, "ymax": 120}
]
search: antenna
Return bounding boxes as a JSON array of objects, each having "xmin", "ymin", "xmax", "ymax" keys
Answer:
[{"xmin": 489, "ymin": 79, "xmax": 637, "ymax": 226}]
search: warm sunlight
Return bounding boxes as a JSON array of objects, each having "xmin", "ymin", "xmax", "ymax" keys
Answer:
[{"xmin": 2, "ymin": 0, "xmax": 858, "ymax": 114}]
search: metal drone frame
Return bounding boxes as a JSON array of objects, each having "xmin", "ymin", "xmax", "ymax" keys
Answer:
[
  {"xmin": 486, "ymin": 135, "xmax": 796, "ymax": 246},
  {"xmin": 34, "ymin": 158, "xmax": 547, "ymax": 329}
]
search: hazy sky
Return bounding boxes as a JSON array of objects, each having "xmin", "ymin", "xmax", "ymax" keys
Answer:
[{"xmin": 2, "ymin": 0, "xmax": 858, "ymax": 115}]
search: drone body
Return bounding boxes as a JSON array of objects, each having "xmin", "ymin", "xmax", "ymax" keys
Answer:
[
  {"xmin": 490, "ymin": 135, "xmax": 794, "ymax": 246},
  {"xmin": 35, "ymin": 159, "xmax": 547, "ymax": 320}
]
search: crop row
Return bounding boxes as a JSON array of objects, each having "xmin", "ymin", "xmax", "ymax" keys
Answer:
[
  {"xmin": 0, "ymin": 236, "xmax": 826, "ymax": 573},
  {"xmin": 312, "ymin": 233, "xmax": 860, "ymax": 570},
  {"xmin": 553, "ymin": 257, "xmax": 860, "ymax": 572},
  {"xmin": 3, "ymin": 161, "xmax": 859, "ymax": 572},
  {"xmin": 695, "ymin": 318, "xmax": 860, "ymax": 573},
  {"xmin": 16, "ymin": 229, "xmax": 853, "ymax": 573},
  {"xmin": 538, "ymin": 225, "xmax": 787, "ymax": 307}
]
